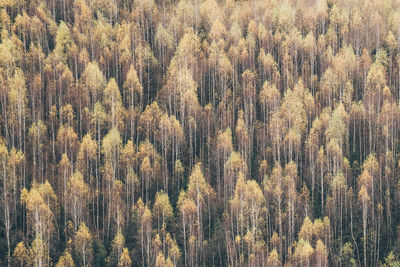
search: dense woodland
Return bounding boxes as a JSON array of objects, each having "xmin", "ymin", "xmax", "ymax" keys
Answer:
[{"xmin": 2, "ymin": 0, "xmax": 400, "ymax": 266}]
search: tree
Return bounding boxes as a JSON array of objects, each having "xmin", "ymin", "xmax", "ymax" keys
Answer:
[
  {"xmin": 54, "ymin": 21, "xmax": 73, "ymax": 63},
  {"xmin": 13, "ymin": 242, "xmax": 29, "ymax": 267},
  {"xmin": 7, "ymin": 68, "xmax": 27, "ymax": 150},
  {"xmin": 383, "ymin": 251, "xmax": 400, "ymax": 267},
  {"xmin": 244, "ymin": 180, "xmax": 264, "ymax": 235},
  {"xmin": 59, "ymin": 153, "xmax": 72, "ymax": 226},
  {"xmin": 224, "ymin": 151, "xmax": 247, "ymax": 200},
  {"xmin": 124, "ymin": 64, "xmax": 143, "ymax": 140},
  {"xmin": 120, "ymin": 140, "xmax": 138, "ymax": 220},
  {"xmin": 56, "ymin": 250, "xmax": 75, "ymax": 267},
  {"xmin": 29, "ymin": 235, "xmax": 50, "ymax": 267},
  {"xmin": 102, "ymin": 128, "xmax": 122, "ymax": 234},
  {"xmin": 91, "ymin": 101, "xmax": 107, "ymax": 208},
  {"xmin": 293, "ymin": 239, "xmax": 314, "ymax": 267},
  {"xmin": 326, "ymin": 103, "xmax": 347, "ymax": 150},
  {"xmin": 135, "ymin": 198, "xmax": 152, "ymax": 266},
  {"xmin": 339, "ymin": 242, "xmax": 356, "ymax": 266},
  {"xmin": 264, "ymin": 163, "xmax": 284, "ymax": 258},
  {"xmin": 230, "ymin": 173, "xmax": 265, "ymax": 264},
  {"xmin": 177, "ymin": 191, "xmax": 197, "ymax": 266},
  {"xmin": 216, "ymin": 128, "xmax": 233, "ymax": 196},
  {"xmin": 359, "ymin": 185, "xmax": 370, "ymax": 267},
  {"xmin": 280, "ymin": 83, "xmax": 307, "ymax": 163},
  {"xmin": 103, "ymin": 78, "xmax": 124, "ymax": 129},
  {"xmin": 0, "ymin": 144, "xmax": 12, "ymax": 265},
  {"xmin": 259, "ymin": 80, "xmax": 280, "ymax": 124},
  {"xmin": 285, "ymin": 161, "xmax": 299, "ymax": 245},
  {"xmin": 124, "ymin": 64, "xmax": 143, "ymax": 109},
  {"xmin": 156, "ymin": 251, "xmax": 165, "ymax": 267},
  {"xmin": 0, "ymin": 37, "xmax": 21, "ymax": 76},
  {"xmin": 267, "ymin": 249, "xmax": 280, "ymax": 267},
  {"xmin": 174, "ymin": 159, "xmax": 184, "ymax": 193},
  {"xmin": 139, "ymin": 102, "xmax": 162, "ymax": 140},
  {"xmin": 235, "ymin": 110, "xmax": 250, "ymax": 167},
  {"xmin": 136, "ymin": 140, "xmax": 161, "ymax": 202},
  {"xmin": 77, "ymin": 134, "xmax": 96, "ymax": 176},
  {"xmin": 109, "ymin": 230, "xmax": 125, "ymax": 266},
  {"xmin": 74, "ymin": 222, "xmax": 92, "ymax": 267},
  {"xmin": 158, "ymin": 114, "xmax": 171, "ymax": 191},
  {"xmin": 110, "ymin": 180, "xmax": 126, "ymax": 232},
  {"xmin": 169, "ymin": 116, "xmax": 184, "ymax": 182},
  {"xmin": 28, "ymin": 120, "xmax": 46, "ymax": 182},
  {"xmin": 314, "ymin": 240, "xmax": 328, "ymax": 267},
  {"xmin": 118, "ymin": 248, "xmax": 132, "ymax": 267},
  {"xmin": 187, "ymin": 162, "xmax": 214, "ymax": 259},
  {"xmin": 165, "ymin": 233, "xmax": 181, "ymax": 266},
  {"xmin": 81, "ymin": 62, "xmax": 106, "ymax": 106},
  {"xmin": 299, "ymin": 217, "xmax": 313, "ymax": 242},
  {"xmin": 77, "ymin": 134, "xmax": 97, "ymax": 229},
  {"xmin": 66, "ymin": 171, "xmax": 89, "ymax": 231},
  {"xmin": 56, "ymin": 125, "xmax": 79, "ymax": 162},
  {"xmin": 153, "ymin": 190, "xmax": 173, "ymax": 233},
  {"xmin": 21, "ymin": 181, "xmax": 57, "ymax": 261}
]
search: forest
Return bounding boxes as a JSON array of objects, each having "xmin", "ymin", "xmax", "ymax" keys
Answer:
[{"xmin": 1, "ymin": 0, "xmax": 400, "ymax": 266}]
